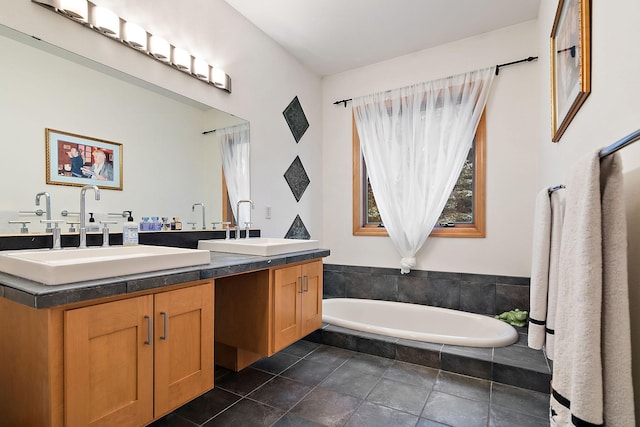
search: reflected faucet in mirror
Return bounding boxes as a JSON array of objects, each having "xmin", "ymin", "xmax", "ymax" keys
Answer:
[
  {"xmin": 236, "ymin": 200, "xmax": 254, "ymax": 239},
  {"xmin": 79, "ymin": 185, "xmax": 100, "ymax": 249},
  {"xmin": 35, "ymin": 192, "xmax": 52, "ymax": 232},
  {"xmin": 8, "ymin": 220, "xmax": 30, "ymax": 234},
  {"xmin": 192, "ymin": 203, "xmax": 206, "ymax": 230}
]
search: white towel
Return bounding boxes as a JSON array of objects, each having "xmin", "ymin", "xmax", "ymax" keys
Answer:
[
  {"xmin": 528, "ymin": 189, "xmax": 552, "ymax": 349},
  {"xmin": 600, "ymin": 153, "xmax": 635, "ymax": 426},
  {"xmin": 545, "ymin": 191, "xmax": 563, "ymax": 360},
  {"xmin": 528, "ymin": 189, "xmax": 563, "ymax": 359},
  {"xmin": 550, "ymin": 151, "xmax": 635, "ymax": 426}
]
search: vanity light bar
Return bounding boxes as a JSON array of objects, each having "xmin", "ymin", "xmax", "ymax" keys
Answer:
[{"xmin": 31, "ymin": 0, "xmax": 232, "ymax": 93}]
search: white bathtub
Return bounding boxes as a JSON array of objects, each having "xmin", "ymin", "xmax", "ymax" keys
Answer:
[{"xmin": 322, "ymin": 298, "xmax": 518, "ymax": 348}]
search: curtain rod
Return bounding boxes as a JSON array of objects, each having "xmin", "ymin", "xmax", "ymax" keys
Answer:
[{"xmin": 332, "ymin": 56, "xmax": 538, "ymax": 107}]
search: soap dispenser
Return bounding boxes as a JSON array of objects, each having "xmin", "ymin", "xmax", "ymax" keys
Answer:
[
  {"xmin": 87, "ymin": 213, "xmax": 100, "ymax": 232},
  {"xmin": 122, "ymin": 210, "xmax": 139, "ymax": 246}
]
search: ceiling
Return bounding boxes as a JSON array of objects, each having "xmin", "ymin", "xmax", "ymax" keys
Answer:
[{"xmin": 224, "ymin": 0, "xmax": 540, "ymax": 76}]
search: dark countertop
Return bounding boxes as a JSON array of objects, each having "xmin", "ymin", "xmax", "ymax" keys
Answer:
[{"xmin": 0, "ymin": 248, "xmax": 330, "ymax": 309}]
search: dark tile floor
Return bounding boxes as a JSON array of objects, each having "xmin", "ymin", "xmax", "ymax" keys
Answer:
[{"xmin": 150, "ymin": 341, "xmax": 550, "ymax": 427}]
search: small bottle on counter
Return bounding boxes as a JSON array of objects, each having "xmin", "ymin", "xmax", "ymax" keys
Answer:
[
  {"xmin": 152, "ymin": 217, "xmax": 160, "ymax": 231},
  {"xmin": 122, "ymin": 211, "xmax": 139, "ymax": 246},
  {"xmin": 171, "ymin": 216, "xmax": 183, "ymax": 230}
]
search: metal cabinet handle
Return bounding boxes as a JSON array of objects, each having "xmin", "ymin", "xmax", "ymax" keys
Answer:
[
  {"xmin": 298, "ymin": 277, "xmax": 304, "ymax": 293},
  {"xmin": 304, "ymin": 276, "xmax": 309, "ymax": 292},
  {"xmin": 160, "ymin": 312, "xmax": 168, "ymax": 340},
  {"xmin": 144, "ymin": 315, "xmax": 153, "ymax": 345}
]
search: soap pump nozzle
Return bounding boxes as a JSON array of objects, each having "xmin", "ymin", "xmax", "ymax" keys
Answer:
[
  {"xmin": 88, "ymin": 212, "xmax": 95, "ymax": 223},
  {"xmin": 124, "ymin": 210, "xmax": 134, "ymax": 222}
]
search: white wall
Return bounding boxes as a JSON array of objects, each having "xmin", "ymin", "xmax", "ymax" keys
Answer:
[
  {"xmin": 322, "ymin": 20, "xmax": 540, "ymax": 277},
  {"xmin": 535, "ymin": 0, "xmax": 640, "ymax": 417},
  {"xmin": 0, "ymin": 0, "xmax": 323, "ymax": 238}
]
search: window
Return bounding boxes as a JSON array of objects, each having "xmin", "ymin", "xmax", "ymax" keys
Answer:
[{"xmin": 352, "ymin": 111, "xmax": 486, "ymax": 237}]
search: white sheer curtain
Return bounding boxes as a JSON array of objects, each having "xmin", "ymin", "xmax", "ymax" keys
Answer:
[
  {"xmin": 218, "ymin": 123, "xmax": 251, "ymax": 226},
  {"xmin": 352, "ymin": 66, "xmax": 495, "ymax": 274}
]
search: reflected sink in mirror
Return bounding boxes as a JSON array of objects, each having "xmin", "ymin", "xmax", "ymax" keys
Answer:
[
  {"xmin": 0, "ymin": 245, "xmax": 211, "ymax": 285},
  {"xmin": 197, "ymin": 238, "xmax": 319, "ymax": 256}
]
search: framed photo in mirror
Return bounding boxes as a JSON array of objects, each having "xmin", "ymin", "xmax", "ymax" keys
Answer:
[
  {"xmin": 550, "ymin": 0, "xmax": 591, "ymax": 142},
  {"xmin": 45, "ymin": 128, "xmax": 123, "ymax": 190}
]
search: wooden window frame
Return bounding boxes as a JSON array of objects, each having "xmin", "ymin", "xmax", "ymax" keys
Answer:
[{"xmin": 352, "ymin": 110, "xmax": 486, "ymax": 238}]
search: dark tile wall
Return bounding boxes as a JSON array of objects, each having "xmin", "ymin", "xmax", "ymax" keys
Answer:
[{"xmin": 323, "ymin": 264, "xmax": 530, "ymax": 316}]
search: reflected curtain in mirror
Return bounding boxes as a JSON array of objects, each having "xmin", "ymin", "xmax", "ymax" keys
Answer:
[{"xmin": 219, "ymin": 123, "xmax": 251, "ymax": 225}]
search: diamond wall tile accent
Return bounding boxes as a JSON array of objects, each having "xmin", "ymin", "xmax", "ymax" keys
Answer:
[
  {"xmin": 285, "ymin": 215, "xmax": 311, "ymax": 240},
  {"xmin": 284, "ymin": 155, "xmax": 310, "ymax": 202},
  {"xmin": 283, "ymin": 96, "xmax": 309, "ymax": 143}
]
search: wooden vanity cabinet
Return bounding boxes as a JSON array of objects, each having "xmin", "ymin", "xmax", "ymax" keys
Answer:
[
  {"xmin": 272, "ymin": 260, "xmax": 323, "ymax": 351},
  {"xmin": 64, "ymin": 295, "xmax": 154, "ymax": 426},
  {"xmin": 215, "ymin": 259, "xmax": 323, "ymax": 371},
  {"xmin": 0, "ymin": 279, "xmax": 213, "ymax": 427},
  {"xmin": 65, "ymin": 282, "xmax": 214, "ymax": 426}
]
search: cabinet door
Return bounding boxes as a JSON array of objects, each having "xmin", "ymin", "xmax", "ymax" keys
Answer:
[
  {"xmin": 154, "ymin": 283, "xmax": 214, "ymax": 417},
  {"xmin": 272, "ymin": 265, "xmax": 302, "ymax": 352},
  {"xmin": 300, "ymin": 260, "xmax": 323, "ymax": 337},
  {"xmin": 65, "ymin": 295, "xmax": 154, "ymax": 427}
]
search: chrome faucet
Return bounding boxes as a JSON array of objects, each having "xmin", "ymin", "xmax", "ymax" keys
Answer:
[
  {"xmin": 192, "ymin": 202, "xmax": 206, "ymax": 230},
  {"xmin": 41, "ymin": 220, "xmax": 64, "ymax": 250},
  {"xmin": 235, "ymin": 199, "xmax": 254, "ymax": 239},
  {"xmin": 79, "ymin": 185, "xmax": 100, "ymax": 248},
  {"xmin": 35, "ymin": 192, "xmax": 52, "ymax": 232}
]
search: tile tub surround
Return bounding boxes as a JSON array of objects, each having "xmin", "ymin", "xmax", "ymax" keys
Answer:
[
  {"xmin": 150, "ymin": 340, "xmax": 551, "ymax": 426},
  {"xmin": 323, "ymin": 264, "xmax": 531, "ymax": 316},
  {"xmin": 308, "ymin": 323, "xmax": 552, "ymax": 394}
]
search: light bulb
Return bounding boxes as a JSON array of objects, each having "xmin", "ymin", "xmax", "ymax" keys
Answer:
[
  {"xmin": 173, "ymin": 47, "xmax": 191, "ymax": 71},
  {"xmin": 59, "ymin": 0, "xmax": 88, "ymax": 22},
  {"xmin": 193, "ymin": 57, "xmax": 209, "ymax": 80},
  {"xmin": 123, "ymin": 22, "xmax": 147, "ymax": 50},
  {"xmin": 93, "ymin": 6, "xmax": 119, "ymax": 38},
  {"xmin": 150, "ymin": 35, "xmax": 170, "ymax": 62}
]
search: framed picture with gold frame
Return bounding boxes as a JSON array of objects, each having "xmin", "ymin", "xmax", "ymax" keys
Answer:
[
  {"xmin": 550, "ymin": 0, "xmax": 591, "ymax": 142},
  {"xmin": 45, "ymin": 128, "xmax": 123, "ymax": 190}
]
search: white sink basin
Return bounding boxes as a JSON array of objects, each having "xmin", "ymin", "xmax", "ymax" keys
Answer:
[
  {"xmin": 0, "ymin": 245, "xmax": 211, "ymax": 285},
  {"xmin": 198, "ymin": 238, "xmax": 319, "ymax": 256}
]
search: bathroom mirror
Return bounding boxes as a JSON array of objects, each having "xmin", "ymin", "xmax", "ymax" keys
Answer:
[{"xmin": 0, "ymin": 24, "xmax": 248, "ymax": 235}]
